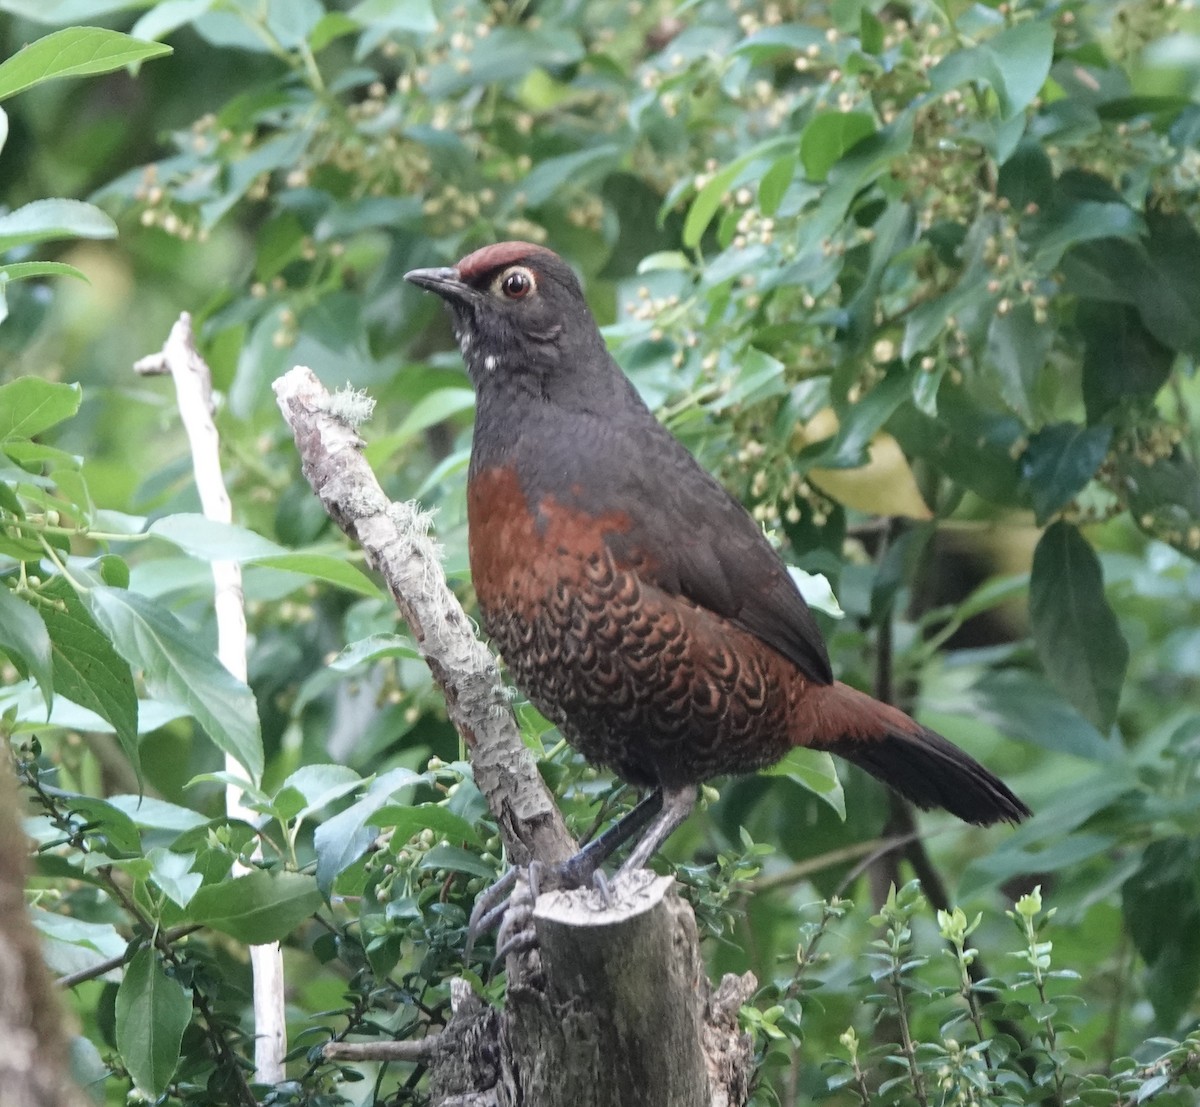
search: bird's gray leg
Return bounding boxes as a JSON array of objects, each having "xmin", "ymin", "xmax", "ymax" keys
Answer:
[
  {"xmin": 555, "ymin": 788, "xmax": 664, "ymax": 886},
  {"xmin": 616, "ymin": 784, "xmax": 697, "ymax": 876}
]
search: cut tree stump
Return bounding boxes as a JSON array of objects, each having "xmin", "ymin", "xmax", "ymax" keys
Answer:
[{"xmin": 428, "ymin": 872, "xmax": 755, "ymax": 1107}]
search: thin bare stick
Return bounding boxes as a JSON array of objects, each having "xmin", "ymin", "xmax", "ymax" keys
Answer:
[
  {"xmin": 322, "ymin": 1037, "xmax": 440, "ymax": 1063},
  {"xmin": 57, "ymin": 925, "xmax": 203, "ymax": 990},
  {"xmin": 136, "ymin": 314, "xmax": 287, "ymax": 1083}
]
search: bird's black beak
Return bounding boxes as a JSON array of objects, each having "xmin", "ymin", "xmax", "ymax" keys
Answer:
[{"xmin": 404, "ymin": 265, "xmax": 474, "ymax": 304}]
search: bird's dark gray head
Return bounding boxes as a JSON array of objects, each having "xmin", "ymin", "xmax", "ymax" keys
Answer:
[{"xmin": 404, "ymin": 242, "xmax": 617, "ymax": 407}]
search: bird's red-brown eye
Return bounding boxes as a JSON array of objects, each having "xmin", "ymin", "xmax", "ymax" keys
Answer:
[{"xmin": 499, "ymin": 267, "xmax": 534, "ymax": 299}]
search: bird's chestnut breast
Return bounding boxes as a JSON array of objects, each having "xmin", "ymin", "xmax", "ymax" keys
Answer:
[
  {"xmin": 466, "ymin": 464, "xmax": 640, "ymax": 619},
  {"xmin": 465, "ymin": 463, "xmax": 796, "ymax": 787}
]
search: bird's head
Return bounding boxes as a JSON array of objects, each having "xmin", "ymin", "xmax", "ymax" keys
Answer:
[{"xmin": 405, "ymin": 242, "xmax": 614, "ymax": 404}]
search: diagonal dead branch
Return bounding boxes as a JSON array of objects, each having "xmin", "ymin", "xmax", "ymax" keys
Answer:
[{"xmin": 272, "ymin": 366, "xmax": 575, "ymax": 867}]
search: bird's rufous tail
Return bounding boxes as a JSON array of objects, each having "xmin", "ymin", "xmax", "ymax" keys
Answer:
[{"xmin": 796, "ymin": 681, "xmax": 1030, "ymax": 826}]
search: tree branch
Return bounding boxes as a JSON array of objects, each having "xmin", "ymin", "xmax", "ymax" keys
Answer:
[
  {"xmin": 56, "ymin": 925, "xmax": 202, "ymax": 990},
  {"xmin": 272, "ymin": 366, "xmax": 575, "ymax": 867}
]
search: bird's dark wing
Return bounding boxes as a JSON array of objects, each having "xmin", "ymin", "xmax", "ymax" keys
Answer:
[{"xmin": 589, "ymin": 412, "xmax": 834, "ymax": 686}]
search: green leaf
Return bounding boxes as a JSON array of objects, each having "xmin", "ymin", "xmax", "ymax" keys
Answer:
[
  {"xmin": 961, "ymin": 830, "xmax": 1118, "ymax": 899},
  {"xmin": 51, "ymin": 791, "xmax": 143, "ymax": 856},
  {"xmin": 147, "ymin": 514, "xmax": 381, "ymax": 596},
  {"xmin": 1062, "ymin": 236, "xmax": 1143, "ymax": 306},
  {"xmin": 683, "ymin": 136, "xmax": 792, "ymax": 248},
  {"xmin": 0, "ymin": 260, "xmax": 88, "ymax": 284},
  {"xmin": 985, "ymin": 303, "xmax": 1052, "ymax": 423},
  {"xmin": 131, "ymin": 0, "xmax": 216, "ymax": 42},
  {"xmin": 360, "ymin": 386, "xmax": 472, "ymax": 458},
  {"xmin": 0, "ymin": 586, "xmax": 53, "ymax": 712},
  {"xmin": 114, "ymin": 947, "xmax": 191, "ymax": 1097},
  {"xmin": 799, "ymin": 112, "xmax": 875, "ymax": 182},
  {"xmin": 261, "ymin": 554, "xmax": 382, "ymax": 596},
  {"xmin": 1079, "ymin": 302, "xmax": 1174, "ymax": 423},
  {"xmin": 758, "ymin": 154, "xmax": 796, "ymax": 216},
  {"xmin": 6, "ymin": 441, "xmax": 83, "ymax": 475},
  {"xmin": 0, "ymin": 26, "xmax": 171, "ymax": 101},
  {"xmin": 39, "ymin": 577, "xmax": 139, "ymax": 770},
  {"xmin": 1117, "ymin": 451, "xmax": 1200, "ymax": 557},
  {"xmin": 328, "ymin": 632, "xmax": 420, "ymax": 670},
  {"xmin": 929, "ymin": 20, "xmax": 1054, "ymax": 120},
  {"xmin": 0, "ymin": 377, "xmax": 81, "ymax": 443},
  {"xmin": 146, "ymin": 847, "xmax": 202, "ymax": 907},
  {"xmin": 369, "ymin": 802, "xmax": 485, "ymax": 847},
  {"xmin": 107, "ymin": 794, "xmax": 206, "ymax": 832},
  {"xmin": 966, "ymin": 669, "xmax": 1115, "ymax": 761},
  {"xmin": 30, "ymin": 907, "xmax": 125, "ymax": 970},
  {"xmin": 1020, "ymin": 423, "xmax": 1111, "ymax": 524},
  {"xmin": 512, "ymin": 144, "xmax": 622, "ymax": 209},
  {"xmin": 421, "ymin": 843, "xmax": 496, "ymax": 880},
  {"xmin": 890, "ymin": 393, "xmax": 1023, "ymax": 506},
  {"xmin": 272, "ymin": 763, "xmax": 363, "ymax": 822},
  {"xmin": 263, "ymin": 0, "xmax": 322, "ymax": 49},
  {"xmin": 0, "ymin": 198, "xmax": 116, "ymax": 252},
  {"xmin": 1032, "ymin": 200, "xmax": 1144, "ymax": 270},
  {"xmin": 348, "ymin": 0, "xmax": 436, "ymax": 34},
  {"xmin": 732, "ymin": 24, "xmax": 824, "ymax": 62},
  {"xmin": 805, "ymin": 365, "xmax": 909, "ymax": 469},
  {"xmin": 189, "ymin": 869, "xmax": 323, "ymax": 943},
  {"xmin": 313, "ymin": 767, "xmax": 422, "ymax": 894},
  {"xmin": 0, "ymin": 0, "xmax": 148, "ymax": 19},
  {"xmin": 308, "ymin": 11, "xmax": 359, "ymax": 52},
  {"xmin": 1030, "ymin": 521, "xmax": 1128, "ymax": 733},
  {"xmin": 987, "ymin": 20, "xmax": 1055, "ymax": 118},
  {"xmin": 997, "ymin": 139, "xmax": 1054, "ymax": 210},
  {"xmin": 85, "ymin": 586, "xmax": 263, "ymax": 783},
  {"xmin": 148, "ymin": 513, "xmax": 283, "ymax": 559},
  {"xmin": 1123, "ymin": 838, "xmax": 1200, "ymax": 1028},
  {"xmin": 1134, "ymin": 209, "xmax": 1200, "ymax": 357},
  {"xmin": 421, "ymin": 27, "xmax": 584, "ymax": 98},
  {"xmin": 636, "ymin": 251, "xmax": 691, "ymax": 274},
  {"xmin": 762, "ymin": 747, "xmax": 846, "ymax": 818}
]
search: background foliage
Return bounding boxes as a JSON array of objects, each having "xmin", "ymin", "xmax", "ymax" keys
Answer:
[{"xmin": 2, "ymin": 0, "xmax": 1200, "ymax": 1102}]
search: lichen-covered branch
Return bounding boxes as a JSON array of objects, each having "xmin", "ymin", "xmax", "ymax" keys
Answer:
[{"xmin": 273, "ymin": 366, "xmax": 575, "ymax": 866}]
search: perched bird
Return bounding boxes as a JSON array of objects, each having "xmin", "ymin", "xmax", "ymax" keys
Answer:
[{"xmin": 405, "ymin": 242, "xmax": 1029, "ymax": 877}]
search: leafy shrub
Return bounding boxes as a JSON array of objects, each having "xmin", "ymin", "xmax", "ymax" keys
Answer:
[{"xmin": 2, "ymin": 0, "xmax": 1199, "ymax": 1101}]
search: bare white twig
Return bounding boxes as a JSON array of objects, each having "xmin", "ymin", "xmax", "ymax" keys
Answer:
[{"xmin": 136, "ymin": 313, "xmax": 287, "ymax": 1084}]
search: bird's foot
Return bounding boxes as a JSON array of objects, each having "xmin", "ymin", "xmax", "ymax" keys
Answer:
[
  {"xmin": 465, "ymin": 789, "xmax": 690, "ymax": 970},
  {"xmin": 466, "ymin": 853, "xmax": 611, "ymax": 971}
]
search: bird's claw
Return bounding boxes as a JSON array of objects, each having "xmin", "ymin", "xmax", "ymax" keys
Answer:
[
  {"xmin": 492, "ymin": 876, "xmax": 538, "ymax": 967},
  {"xmin": 466, "ymin": 853, "xmax": 615, "ymax": 973},
  {"xmin": 465, "ymin": 865, "xmax": 519, "ymax": 960},
  {"xmin": 590, "ymin": 867, "xmax": 614, "ymax": 909}
]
